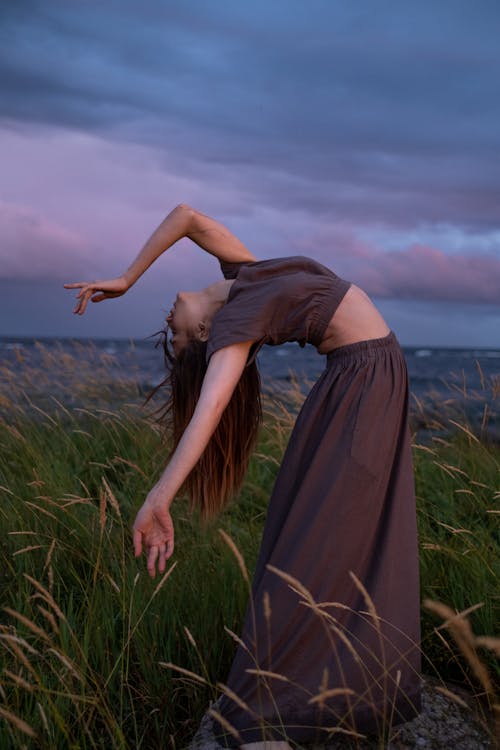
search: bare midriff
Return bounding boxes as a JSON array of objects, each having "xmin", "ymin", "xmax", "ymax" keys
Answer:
[{"xmin": 317, "ymin": 284, "xmax": 391, "ymax": 354}]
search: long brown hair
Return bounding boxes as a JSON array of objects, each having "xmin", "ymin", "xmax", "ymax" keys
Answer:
[{"xmin": 145, "ymin": 329, "xmax": 262, "ymax": 520}]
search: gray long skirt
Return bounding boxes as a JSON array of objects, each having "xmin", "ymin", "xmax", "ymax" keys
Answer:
[{"xmin": 207, "ymin": 331, "xmax": 422, "ymax": 747}]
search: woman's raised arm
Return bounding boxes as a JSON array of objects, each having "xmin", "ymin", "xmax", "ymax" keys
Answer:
[
  {"xmin": 122, "ymin": 203, "xmax": 257, "ymax": 288},
  {"xmin": 64, "ymin": 204, "xmax": 255, "ymax": 315}
]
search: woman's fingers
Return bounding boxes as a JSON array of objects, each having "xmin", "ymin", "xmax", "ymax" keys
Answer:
[
  {"xmin": 74, "ymin": 289, "xmax": 93, "ymax": 315},
  {"xmin": 147, "ymin": 545, "xmax": 159, "ymax": 578},
  {"xmin": 64, "ymin": 281, "xmax": 98, "ymax": 315},
  {"xmin": 148, "ymin": 536, "xmax": 174, "ymax": 577},
  {"xmin": 65, "ymin": 280, "xmax": 127, "ymax": 316},
  {"xmin": 133, "ymin": 529, "xmax": 143, "ymax": 558},
  {"xmin": 158, "ymin": 543, "xmax": 167, "ymax": 573},
  {"xmin": 166, "ymin": 537, "xmax": 174, "ymax": 560},
  {"xmin": 132, "ymin": 501, "xmax": 174, "ymax": 577}
]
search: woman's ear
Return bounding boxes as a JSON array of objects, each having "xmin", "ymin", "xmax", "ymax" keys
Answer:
[{"xmin": 197, "ymin": 321, "xmax": 210, "ymax": 342}]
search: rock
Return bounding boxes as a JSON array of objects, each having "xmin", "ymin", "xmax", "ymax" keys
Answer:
[{"xmin": 188, "ymin": 676, "xmax": 495, "ymax": 749}]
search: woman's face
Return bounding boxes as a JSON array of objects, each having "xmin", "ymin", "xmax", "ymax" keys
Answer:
[{"xmin": 166, "ymin": 290, "xmax": 206, "ymax": 355}]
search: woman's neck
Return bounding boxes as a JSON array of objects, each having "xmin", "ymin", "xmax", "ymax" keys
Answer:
[{"xmin": 203, "ymin": 279, "xmax": 234, "ymax": 315}]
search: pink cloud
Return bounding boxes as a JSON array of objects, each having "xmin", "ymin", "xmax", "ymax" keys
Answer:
[
  {"xmin": 294, "ymin": 228, "xmax": 500, "ymax": 304},
  {"xmin": 362, "ymin": 244, "xmax": 500, "ymax": 303},
  {"xmin": 0, "ymin": 200, "xmax": 95, "ymax": 280}
]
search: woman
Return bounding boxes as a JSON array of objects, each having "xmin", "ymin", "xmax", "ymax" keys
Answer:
[{"xmin": 65, "ymin": 204, "xmax": 422, "ymax": 749}]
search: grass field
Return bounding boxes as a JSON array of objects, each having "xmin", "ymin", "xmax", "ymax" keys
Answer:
[{"xmin": 0, "ymin": 345, "xmax": 498, "ymax": 748}]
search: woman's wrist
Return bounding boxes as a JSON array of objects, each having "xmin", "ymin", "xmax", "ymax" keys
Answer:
[
  {"xmin": 121, "ymin": 270, "xmax": 135, "ymax": 289},
  {"xmin": 146, "ymin": 480, "xmax": 174, "ymax": 511}
]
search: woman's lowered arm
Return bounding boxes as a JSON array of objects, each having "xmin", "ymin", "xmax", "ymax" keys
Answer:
[
  {"xmin": 65, "ymin": 204, "xmax": 256, "ymax": 314},
  {"xmin": 132, "ymin": 340, "xmax": 253, "ymax": 578}
]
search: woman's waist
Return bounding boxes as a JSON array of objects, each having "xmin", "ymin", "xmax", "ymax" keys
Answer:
[
  {"xmin": 323, "ymin": 329, "xmax": 401, "ymax": 366},
  {"xmin": 318, "ymin": 284, "xmax": 391, "ymax": 354}
]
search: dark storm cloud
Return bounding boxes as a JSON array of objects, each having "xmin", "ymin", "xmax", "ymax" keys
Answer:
[{"xmin": 2, "ymin": 0, "xmax": 500, "ymax": 229}]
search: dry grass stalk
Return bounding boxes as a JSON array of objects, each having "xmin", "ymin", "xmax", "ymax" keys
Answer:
[
  {"xmin": 0, "ymin": 707, "xmax": 36, "ymax": 738},
  {"xmin": 36, "ymin": 605, "xmax": 59, "ymax": 636},
  {"xmin": 218, "ymin": 529, "xmax": 249, "ymax": 583},
  {"xmin": 3, "ymin": 607, "xmax": 51, "ymax": 643},
  {"xmin": 99, "ymin": 485, "xmax": 107, "ymax": 530},
  {"xmin": 223, "ymin": 626, "xmax": 251, "ymax": 654},
  {"xmin": 216, "ymin": 681, "xmax": 257, "ymax": 717},
  {"xmin": 153, "ymin": 562, "xmax": 177, "ymax": 597},
  {"xmin": 159, "ymin": 661, "xmax": 207, "ymax": 685},
  {"xmin": 299, "ymin": 601, "xmax": 362, "ymax": 665},
  {"xmin": 112, "ymin": 455, "xmax": 147, "ymax": 478},
  {"xmin": 43, "ymin": 539, "xmax": 56, "ymax": 572},
  {"xmin": 448, "ymin": 419, "xmax": 480, "ymax": 443},
  {"xmin": 12, "ymin": 545, "xmax": 43, "ymax": 556},
  {"xmin": 106, "ymin": 576, "xmax": 120, "ymax": 594},
  {"xmin": 24, "ymin": 575, "xmax": 66, "ymax": 622},
  {"xmin": 434, "ymin": 685, "xmax": 469, "ymax": 709},
  {"xmin": 349, "ymin": 571, "xmax": 380, "ymax": 625},
  {"xmin": 433, "ymin": 601, "xmax": 485, "ymax": 629},
  {"xmin": 424, "ymin": 599, "xmax": 496, "ymax": 699},
  {"xmin": 101, "ymin": 476, "xmax": 121, "ymax": 517},
  {"xmin": 3, "ymin": 669, "xmax": 35, "ymax": 692},
  {"xmin": 36, "ymin": 702, "xmax": 49, "ymax": 735},
  {"xmin": 207, "ymin": 708, "xmax": 242, "ymax": 742},
  {"xmin": 0, "ymin": 636, "xmax": 38, "ymax": 676},
  {"xmin": 475, "ymin": 636, "xmax": 500, "ymax": 656},
  {"xmin": 323, "ymin": 725, "xmax": 366, "ymax": 739},
  {"xmin": 184, "ymin": 626, "xmax": 197, "ymax": 648},
  {"xmin": 245, "ymin": 668, "xmax": 289, "ymax": 683},
  {"xmin": 436, "ymin": 522, "xmax": 472, "ymax": 535},
  {"xmin": 47, "ymin": 648, "xmax": 83, "ymax": 682},
  {"xmin": 308, "ymin": 687, "xmax": 356, "ymax": 704},
  {"xmin": 387, "ymin": 668, "xmax": 402, "ymax": 732},
  {"xmin": 24, "ymin": 502, "xmax": 57, "ymax": 521},
  {"xmin": 266, "ymin": 564, "xmax": 314, "ymax": 605},
  {"xmin": 263, "ymin": 590, "xmax": 271, "ymax": 624}
]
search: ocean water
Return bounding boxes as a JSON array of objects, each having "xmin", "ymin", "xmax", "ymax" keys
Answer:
[{"xmin": 1, "ymin": 335, "xmax": 499, "ymax": 421}]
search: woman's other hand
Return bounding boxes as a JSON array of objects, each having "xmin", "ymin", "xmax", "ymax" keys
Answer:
[
  {"xmin": 132, "ymin": 490, "xmax": 175, "ymax": 578},
  {"xmin": 63, "ymin": 276, "xmax": 129, "ymax": 315}
]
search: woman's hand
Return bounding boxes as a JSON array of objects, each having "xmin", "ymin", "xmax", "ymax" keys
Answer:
[
  {"xmin": 63, "ymin": 276, "xmax": 129, "ymax": 315},
  {"xmin": 132, "ymin": 490, "xmax": 175, "ymax": 578}
]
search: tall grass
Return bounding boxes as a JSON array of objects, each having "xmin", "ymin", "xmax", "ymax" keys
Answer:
[{"xmin": 0, "ymin": 343, "xmax": 498, "ymax": 747}]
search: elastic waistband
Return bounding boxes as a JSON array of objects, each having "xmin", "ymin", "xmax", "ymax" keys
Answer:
[{"xmin": 326, "ymin": 330, "xmax": 399, "ymax": 367}]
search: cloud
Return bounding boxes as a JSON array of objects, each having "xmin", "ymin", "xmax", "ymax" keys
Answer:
[
  {"xmin": 291, "ymin": 224, "xmax": 500, "ymax": 303},
  {"xmin": 0, "ymin": 201, "xmax": 95, "ymax": 280},
  {"xmin": 362, "ymin": 244, "xmax": 500, "ymax": 303},
  {"xmin": 1, "ymin": 1, "xmax": 500, "ymax": 229},
  {"xmin": 1, "ymin": 126, "xmax": 498, "ymax": 306}
]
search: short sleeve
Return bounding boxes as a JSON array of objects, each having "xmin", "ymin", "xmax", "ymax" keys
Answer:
[
  {"xmin": 206, "ymin": 300, "xmax": 267, "ymax": 366},
  {"xmin": 219, "ymin": 260, "xmax": 247, "ymax": 280},
  {"xmin": 207, "ymin": 266, "xmax": 270, "ymax": 365}
]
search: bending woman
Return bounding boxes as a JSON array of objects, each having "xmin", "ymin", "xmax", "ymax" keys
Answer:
[{"xmin": 65, "ymin": 204, "xmax": 422, "ymax": 749}]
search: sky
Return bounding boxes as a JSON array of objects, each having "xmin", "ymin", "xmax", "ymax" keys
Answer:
[{"xmin": 1, "ymin": 0, "xmax": 500, "ymax": 347}]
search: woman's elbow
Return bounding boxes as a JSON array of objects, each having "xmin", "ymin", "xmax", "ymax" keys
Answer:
[
  {"xmin": 176, "ymin": 203, "xmax": 195, "ymax": 219},
  {"xmin": 174, "ymin": 203, "xmax": 197, "ymax": 231}
]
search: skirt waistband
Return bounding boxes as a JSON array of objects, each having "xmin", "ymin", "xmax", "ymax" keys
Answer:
[{"xmin": 326, "ymin": 330, "xmax": 399, "ymax": 367}]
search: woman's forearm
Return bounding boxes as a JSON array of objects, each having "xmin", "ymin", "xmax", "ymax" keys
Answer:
[
  {"xmin": 154, "ymin": 398, "xmax": 226, "ymax": 507},
  {"xmin": 149, "ymin": 341, "xmax": 252, "ymax": 508},
  {"xmin": 122, "ymin": 204, "xmax": 191, "ymax": 287}
]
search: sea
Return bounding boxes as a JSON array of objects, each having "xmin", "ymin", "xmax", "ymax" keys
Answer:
[{"xmin": 1, "ymin": 335, "xmax": 499, "ymax": 433}]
